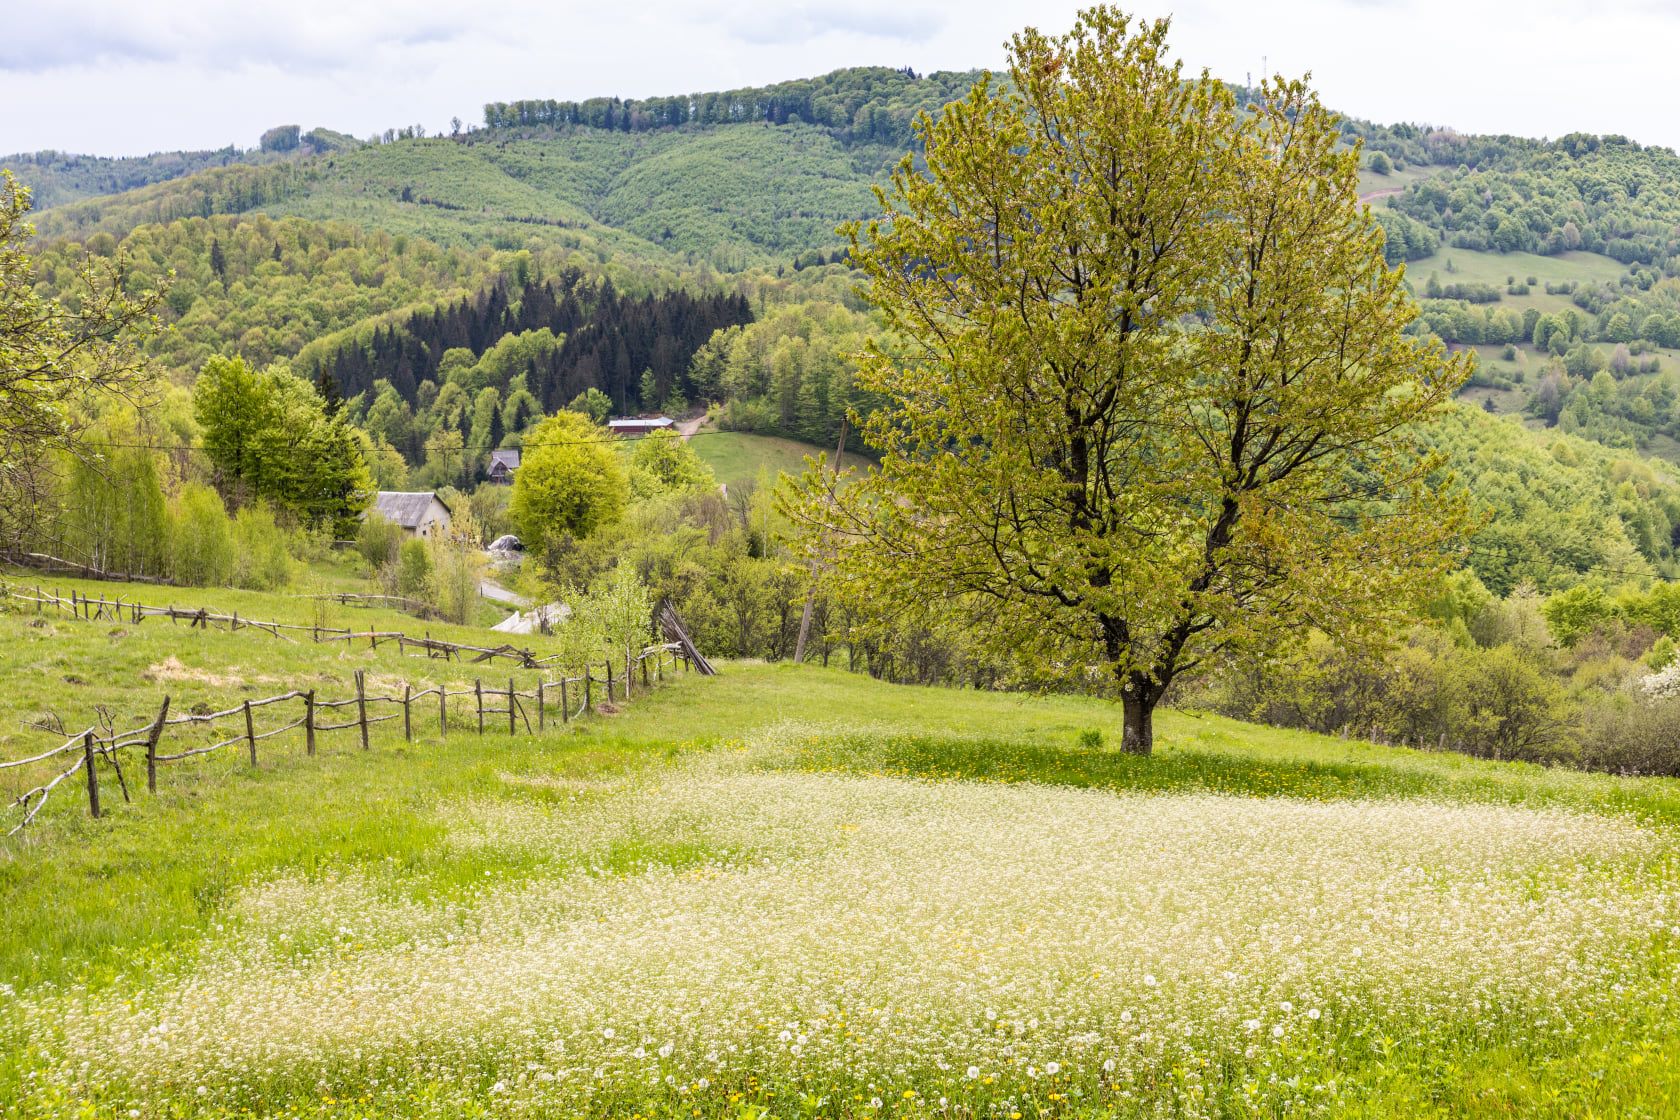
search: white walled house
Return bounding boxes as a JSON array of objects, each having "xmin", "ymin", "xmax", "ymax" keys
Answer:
[{"xmin": 368, "ymin": 491, "xmax": 453, "ymax": 539}]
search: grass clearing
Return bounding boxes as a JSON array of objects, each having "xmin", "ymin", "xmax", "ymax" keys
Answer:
[
  {"xmin": 3, "ymin": 594, "xmax": 1680, "ymax": 1116},
  {"xmin": 691, "ymin": 430, "xmax": 868, "ymax": 490},
  {"xmin": 1399, "ymin": 247, "xmax": 1630, "ymax": 316}
]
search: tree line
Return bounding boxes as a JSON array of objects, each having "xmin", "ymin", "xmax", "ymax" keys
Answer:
[
  {"xmin": 300, "ymin": 270, "xmax": 753, "ymax": 419},
  {"xmin": 481, "ymin": 67, "xmax": 980, "ymax": 149}
]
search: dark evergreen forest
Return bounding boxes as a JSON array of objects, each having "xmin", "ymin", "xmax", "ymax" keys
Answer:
[{"xmin": 300, "ymin": 271, "xmax": 754, "ymax": 414}]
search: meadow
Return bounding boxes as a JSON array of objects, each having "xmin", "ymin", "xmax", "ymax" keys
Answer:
[
  {"xmin": 690, "ymin": 430, "xmax": 869, "ymax": 491},
  {"xmin": 3, "ymin": 576, "xmax": 1680, "ymax": 1118}
]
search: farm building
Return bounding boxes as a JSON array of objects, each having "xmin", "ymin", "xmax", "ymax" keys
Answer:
[
  {"xmin": 368, "ymin": 491, "xmax": 452, "ymax": 539},
  {"xmin": 607, "ymin": 416, "xmax": 675, "ymax": 436},
  {"xmin": 487, "ymin": 448, "xmax": 521, "ymax": 484}
]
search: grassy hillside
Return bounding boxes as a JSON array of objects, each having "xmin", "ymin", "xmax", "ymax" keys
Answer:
[
  {"xmin": 691, "ymin": 429, "xmax": 868, "ymax": 489},
  {"xmin": 2, "ymin": 579, "xmax": 1680, "ymax": 1116},
  {"xmin": 27, "ymin": 123, "xmax": 896, "ymax": 272}
]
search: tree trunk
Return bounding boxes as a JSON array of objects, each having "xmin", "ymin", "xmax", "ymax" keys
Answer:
[{"xmin": 1121, "ymin": 691, "xmax": 1155, "ymax": 756}]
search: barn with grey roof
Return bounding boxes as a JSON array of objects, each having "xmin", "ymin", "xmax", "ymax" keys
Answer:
[{"xmin": 367, "ymin": 491, "xmax": 452, "ymax": 538}]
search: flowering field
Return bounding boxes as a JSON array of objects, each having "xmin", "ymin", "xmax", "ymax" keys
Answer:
[
  {"xmin": 4, "ymin": 628, "xmax": 1680, "ymax": 1118},
  {"xmin": 6, "ymin": 711, "xmax": 1680, "ymax": 1118}
]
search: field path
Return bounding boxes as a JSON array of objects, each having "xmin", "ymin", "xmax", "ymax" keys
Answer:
[
  {"xmin": 479, "ymin": 579, "xmax": 529, "ymax": 607},
  {"xmin": 675, "ymin": 415, "xmax": 706, "ymax": 440},
  {"xmin": 1360, "ymin": 186, "xmax": 1405, "ymax": 204}
]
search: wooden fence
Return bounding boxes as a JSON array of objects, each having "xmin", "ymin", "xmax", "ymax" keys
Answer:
[
  {"xmin": 1, "ymin": 643, "xmax": 693, "ymax": 835},
  {"xmin": 315, "ymin": 592, "xmax": 440, "ymax": 619},
  {"xmin": 9, "ymin": 585, "xmax": 555, "ymax": 668}
]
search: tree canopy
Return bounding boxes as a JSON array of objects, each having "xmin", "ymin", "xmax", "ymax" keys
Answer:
[
  {"xmin": 0, "ymin": 170, "xmax": 161, "ymax": 550},
  {"xmin": 795, "ymin": 7, "xmax": 1470, "ymax": 753},
  {"xmin": 192, "ymin": 354, "xmax": 373, "ymax": 533},
  {"xmin": 508, "ymin": 410, "xmax": 627, "ymax": 552}
]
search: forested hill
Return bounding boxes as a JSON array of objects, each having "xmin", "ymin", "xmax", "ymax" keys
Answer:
[
  {"xmin": 1, "ymin": 127, "xmax": 359, "ymax": 210},
  {"xmin": 481, "ymin": 66, "xmax": 981, "ymax": 149},
  {"xmin": 14, "ymin": 64, "xmax": 1680, "ymax": 594}
]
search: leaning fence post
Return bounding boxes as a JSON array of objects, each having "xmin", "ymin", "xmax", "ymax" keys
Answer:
[
  {"xmin": 305, "ymin": 690, "xmax": 316, "ymax": 756},
  {"xmin": 82, "ymin": 732, "xmax": 100, "ymax": 819},
  {"xmin": 355, "ymin": 670, "xmax": 370, "ymax": 750},
  {"xmin": 508, "ymin": 677, "xmax": 516, "ymax": 735},
  {"xmin": 145, "ymin": 694, "xmax": 170, "ymax": 794},
  {"xmin": 475, "ymin": 679, "xmax": 484, "ymax": 734},
  {"xmin": 244, "ymin": 699, "xmax": 257, "ymax": 767},
  {"xmin": 403, "ymin": 684, "xmax": 412, "ymax": 742},
  {"xmin": 605, "ymin": 659, "xmax": 614, "ymax": 704}
]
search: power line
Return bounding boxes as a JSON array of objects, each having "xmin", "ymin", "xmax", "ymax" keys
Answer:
[{"xmin": 85, "ymin": 428, "xmax": 764, "ymax": 457}]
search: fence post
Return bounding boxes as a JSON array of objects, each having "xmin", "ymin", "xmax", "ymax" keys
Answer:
[
  {"xmin": 355, "ymin": 670, "xmax": 370, "ymax": 750},
  {"xmin": 305, "ymin": 690, "xmax": 317, "ymax": 756},
  {"xmin": 403, "ymin": 684, "xmax": 412, "ymax": 743},
  {"xmin": 584, "ymin": 670, "xmax": 592, "ymax": 713},
  {"xmin": 244, "ymin": 699, "xmax": 257, "ymax": 767},
  {"xmin": 145, "ymin": 694, "xmax": 170, "ymax": 794},
  {"xmin": 537, "ymin": 681, "xmax": 545, "ymax": 732},
  {"xmin": 475, "ymin": 679, "xmax": 484, "ymax": 734},
  {"xmin": 606, "ymin": 660, "xmax": 614, "ymax": 704},
  {"xmin": 439, "ymin": 686, "xmax": 448, "ymax": 739},
  {"xmin": 508, "ymin": 677, "xmax": 516, "ymax": 735},
  {"xmin": 642, "ymin": 653, "xmax": 651, "ymax": 690},
  {"xmin": 82, "ymin": 732, "xmax": 100, "ymax": 819},
  {"xmin": 561, "ymin": 677, "xmax": 569, "ymax": 724}
]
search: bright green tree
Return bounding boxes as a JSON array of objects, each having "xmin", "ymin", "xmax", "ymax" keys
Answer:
[
  {"xmin": 0, "ymin": 171, "xmax": 162, "ymax": 550},
  {"xmin": 193, "ymin": 354, "xmax": 373, "ymax": 533},
  {"xmin": 166, "ymin": 482, "xmax": 235, "ymax": 586},
  {"xmin": 509, "ymin": 410, "xmax": 627, "ymax": 552},
  {"xmin": 567, "ymin": 387, "xmax": 612, "ymax": 425},
  {"xmin": 629, "ymin": 429, "xmax": 715, "ymax": 499},
  {"xmin": 794, "ymin": 8, "xmax": 1469, "ymax": 753}
]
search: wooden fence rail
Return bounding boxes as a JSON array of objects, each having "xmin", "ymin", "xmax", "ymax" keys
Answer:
[
  {"xmin": 2, "ymin": 642, "xmax": 693, "ymax": 836},
  {"xmin": 8, "ymin": 585, "xmax": 551, "ymax": 667}
]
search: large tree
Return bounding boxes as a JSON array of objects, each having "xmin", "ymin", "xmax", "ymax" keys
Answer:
[
  {"xmin": 193, "ymin": 354, "xmax": 373, "ymax": 534},
  {"xmin": 509, "ymin": 410, "xmax": 627, "ymax": 552},
  {"xmin": 794, "ymin": 8, "xmax": 1470, "ymax": 753},
  {"xmin": 0, "ymin": 171, "xmax": 162, "ymax": 551}
]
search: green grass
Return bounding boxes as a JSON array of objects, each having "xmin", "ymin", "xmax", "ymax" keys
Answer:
[
  {"xmin": 4, "ymin": 585, "xmax": 1680, "ymax": 1117},
  {"xmin": 1356, "ymin": 162, "xmax": 1437, "ymax": 200},
  {"xmin": 1401, "ymin": 247, "xmax": 1630, "ymax": 316},
  {"xmin": 691, "ymin": 429, "xmax": 868, "ymax": 489}
]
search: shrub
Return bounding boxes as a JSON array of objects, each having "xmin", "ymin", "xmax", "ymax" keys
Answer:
[
  {"xmin": 1580, "ymin": 693, "xmax": 1680, "ymax": 775},
  {"xmin": 166, "ymin": 483, "xmax": 235, "ymax": 587},
  {"xmin": 231, "ymin": 503, "xmax": 294, "ymax": 590},
  {"xmin": 396, "ymin": 537, "xmax": 433, "ymax": 600},
  {"xmin": 356, "ymin": 512, "xmax": 404, "ymax": 572},
  {"xmin": 429, "ymin": 507, "xmax": 484, "ymax": 625}
]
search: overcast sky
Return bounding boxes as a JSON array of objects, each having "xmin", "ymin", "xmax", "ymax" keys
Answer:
[{"xmin": 5, "ymin": 0, "xmax": 1678, "ymax": 157}]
